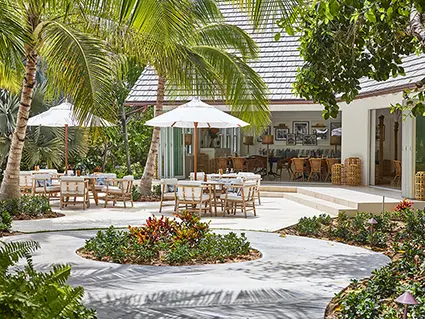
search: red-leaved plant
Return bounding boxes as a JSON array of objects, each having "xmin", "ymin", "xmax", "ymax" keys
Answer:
[
  {"xmin": 395, "ymin": 198, "xmax": 413, "ymax": 212},
  {"xmin": 128, "ymin": 211, "xmax": 210, "ymax": 248}
]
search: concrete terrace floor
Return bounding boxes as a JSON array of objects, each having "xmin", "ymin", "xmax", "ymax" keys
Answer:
[
  {"xmin": 7, "ymin": 193, "xmax": 391, "ymax": 319},
  {"xmin": 12, "ymin": 197, "xmax": 328, "ymax": 233},
  {"xmin": 6, "ymin": 230, "xmax": 389, "ymax": 319}
]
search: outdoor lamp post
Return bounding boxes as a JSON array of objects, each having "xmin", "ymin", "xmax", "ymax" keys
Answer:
[
  {"xmin": 395, "ymin": 291, "xmax": 418, "ymax": 319},
  {"xmin": 367, "ymin": 218, "xmax": 378, "ymax": 246}
]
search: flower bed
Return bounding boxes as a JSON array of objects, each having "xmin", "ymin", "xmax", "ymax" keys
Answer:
[
  {"xmin": 79, "ymin": 212, "xmax": 261, "ymax": 266},
  {"xmin": 0, "ymin": 196, "xmax": 63, "ymax": 236},
  {"xmin": 279, "ymin": 200, "xmax": 425, "ymax": 318}
]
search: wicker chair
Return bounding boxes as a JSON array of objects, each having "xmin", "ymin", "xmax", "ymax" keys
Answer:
[
  {"xmin": 220, "ymin": 181, "xmax": 257, "ymax": 218},
  {"xmin": 255, "ymin": 156, "xmax": 268, "ymax": 176},
  {"xmin": 292, "ymin": 158, "xmax": 307, "ymax": 181},
  {"xmin": 325, "ymin": 158, "xmax": 340, "ymax": 182},
  {"xmin": 159, "ymin": 178, "xmax": 178, "ymax": 213},
  {"xmin": 231, "ymin": 157, "xmax": 247, "ymax": 172},
  {"xmin": 238, "ymin": 172, "xmax": 262, "ymax": 205},
  {"xmin": 103, "ymin": 175, "xmax": 134, "ymax": 208},
  {"xmin": 175, "ymin": 181, "xmax": 212, "ymax": 216},
  {"xmin": 60, "ymin": 176, "xmax": 89, "ymax": 209},
  {"xmin": 308, "ymin": 158, "xmax": 323, "ymax": 181},
  {"xmin": 392, "ymin": 160, "xmax": 401, "ymax": 186},
  {"xmin": 215, "ymin": 158, "xmax": 229, "ymax": 171},
  {"xmin": 19, "ymin": 171, "xmax": 34, "ymax": 194},
  {"xmin": 276, "ymin": 158, "xmax": 292, "ymax": 180},
  {"xmin": 32, "ymin": 173, "xmax": 61, "ymax": 201}
]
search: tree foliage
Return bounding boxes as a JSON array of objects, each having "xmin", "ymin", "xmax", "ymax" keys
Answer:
[{"xmin": 289, "ymin": 0, "xmax": 425, "ymax": 118}]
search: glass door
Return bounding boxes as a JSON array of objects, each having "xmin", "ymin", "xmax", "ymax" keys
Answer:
[{"xmin": 158, "ymin": 127, "xmax": 185, "ymax": 178}]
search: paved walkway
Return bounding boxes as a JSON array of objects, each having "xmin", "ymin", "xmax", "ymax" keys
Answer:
[
  {"xmin": 6, "ymin": 230, "xmax": 389, "ymax": 319},
  {"xmin": 12, "ymin": 197, "xmax": 326, "ymax": 233}
]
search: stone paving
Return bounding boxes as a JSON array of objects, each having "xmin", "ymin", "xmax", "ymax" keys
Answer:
[
  {"xmin": 7, "ymin": 197, "xmax": 391, "ymax": 318},
  {"xmin": 6, "ymin": 230, "xmax": 389, "ymax": 319}
]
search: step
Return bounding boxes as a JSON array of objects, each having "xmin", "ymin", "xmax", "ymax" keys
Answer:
[
  {"xmin": 259, "ymin": 185, "xmax": 297, "ymax": 193},
  {"xmin": 261, "ymin": 191, "xmax": 285, "ymax": 198},
  {"xmin": 282, "ymin": 193, "xmax": 357, "ymax": 216},
  {"xmin": 297, "ymin": 188, "xmax": 358, "ymax": 208},
  {"xmin": 297, "ymin": 187, "xmax": 399, "ymax": 213}
]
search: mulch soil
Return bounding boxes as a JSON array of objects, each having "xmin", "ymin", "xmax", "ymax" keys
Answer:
[{"xmin": 77, "ymin": 248, "xmax": 261, "ymax": 266}]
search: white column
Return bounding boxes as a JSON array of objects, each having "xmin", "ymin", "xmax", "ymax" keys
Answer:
[{"xmin": 401, "ymin": 115, "xmax": 415, "ymax": 198}]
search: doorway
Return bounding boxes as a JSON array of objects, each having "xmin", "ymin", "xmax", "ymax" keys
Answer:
[{"xmin": 371, "ymin": 108, "xmax": 402, "ymax": 189}]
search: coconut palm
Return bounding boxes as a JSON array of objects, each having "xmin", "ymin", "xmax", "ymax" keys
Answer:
[
  {"xmin": 132, "ymin": 0, "xmax": 273, "ymax": 195},
  {"xmin": 0, "ymin": 0, "xmax": 120, "ymax": 199}
]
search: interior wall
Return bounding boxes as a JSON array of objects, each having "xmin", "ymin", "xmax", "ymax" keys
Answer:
[{"xmin": 243, "ymin": 111, "xmax": 342, "ymax": 156}]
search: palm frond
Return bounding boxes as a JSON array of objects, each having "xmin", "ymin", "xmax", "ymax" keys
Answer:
[
  {"xmin": 0, "ymin": 1, "xmax": 27, "ymax": 93},
  {"xmin": 0, "ymin": 240, "xmax": 40, "ymax": 273},
  {"xmin": 195, "ymin": 23, "xmax": 259, "ymax": 60},
  {"xmin": 38, "ymin": 20, "xmax": 115, "ymax": 124},
  {"xmin": 192, "ymin": 45, "xmax": 270, "ymax": 131},
  {"xmin": 229, "ymin": 0, "xmax": 302, "ymax": 30}
]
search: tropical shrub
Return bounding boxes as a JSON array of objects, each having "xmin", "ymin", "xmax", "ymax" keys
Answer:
[
  {"xmin": 395, "ymin": 198, "xmax": 413, "ymax": 212},
  {"xmin": 0, "ymin": 209, "xmax": 12, "ymax": 232},
  {"xmin": 0, "ymin": 240, "xmax": 96, "ymax": 318},
  {"xmin": 83, "ymin": 212, "xmax": 256, "ymax": 265},
  {"xmin": 0, "ymin": 195, "xmax": 51, "ymax": 218}
]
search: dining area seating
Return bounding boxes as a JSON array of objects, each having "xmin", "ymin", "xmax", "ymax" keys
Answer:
[{"xmin": 19, "ymin": 169, "xmax": 135, "ymax": 209}]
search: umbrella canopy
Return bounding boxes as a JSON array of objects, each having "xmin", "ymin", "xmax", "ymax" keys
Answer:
[
  {"xmin": 27, "ymin": 101, "xmax": 113, "ymax": 172},
  {"xmin": 27, "ymin": 101, "xmax": 113, "ymax": 127},
  {"xmin": 146, "ymin": 97, "xmax": 249, "ymax": 179},
  {"xmin": 145, "ymin": 97, "xmax": 249, "ymax": 128}
]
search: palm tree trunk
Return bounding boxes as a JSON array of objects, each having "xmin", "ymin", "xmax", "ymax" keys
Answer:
[
  {"xmin": 0, "ymin": 52, "xmax": 38, "ymax": 199},
  {"xmin": 139, "ymin": 76, "xmax": 165, "ymax": 195}
]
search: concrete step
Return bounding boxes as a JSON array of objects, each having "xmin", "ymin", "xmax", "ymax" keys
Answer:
[
  {"xmin": 260, "ymin": 191, "xmax": 285, "ymax": 198},
  {"xmin": 282, "ymin": 193, "xmax": 357, "ymax": 216},
  {"xmin": 259, "ymin": 185, "xmax": 297, "ymax": 193},
  {"xmin": 297, "ymin": 187, "xmax": 399, "ymax": 214},
  {"xmin": 297, "ymin": 188, "xmax": 358, "ymax": 208}
]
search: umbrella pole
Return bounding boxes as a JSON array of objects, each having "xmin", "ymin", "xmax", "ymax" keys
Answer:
[
  {"xmin": 65, "ymin": 124, "xmax": 69, "ymax": 174},
  {"xmin": 194, "ymin": 122, "xmax": 198, "ymax": 180}
]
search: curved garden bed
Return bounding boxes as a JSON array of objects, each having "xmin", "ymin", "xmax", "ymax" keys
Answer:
[
  {"xmin": 78, "ymin": 212, "xmax": 261, "ymax": 266},
  {"xmin": 279, "ymin": 199, "xmax": 425, "ymax": 318}
]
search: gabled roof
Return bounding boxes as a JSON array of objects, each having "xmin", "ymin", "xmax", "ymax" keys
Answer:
[{"xmin": 125, "ymin": 4, "xmax": 425, "ymax": 106}]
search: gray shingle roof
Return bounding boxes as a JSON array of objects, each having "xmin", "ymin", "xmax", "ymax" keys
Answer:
[{"xmin": 125, "ymin": 4, "xmax": 425, "ymax": 106}]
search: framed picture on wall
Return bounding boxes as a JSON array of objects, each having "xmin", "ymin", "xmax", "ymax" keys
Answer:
[
  {"xmin": 275, "ymin": 128, "xmax": 289, "ymax": 141},
  {"xmin": 286, "ymin": 133, "xmax": 296, "ymax": 145},
  {"xmin": 303, "ymin": 134, "xmax": 317, "ymax": 146},
  {"xmin": 293, "ymin": 121, "xmax": 309, "ymax": 142},
  {"xmin": 312, "ymin": 127, "xmax": 328, "ymax": 140}
]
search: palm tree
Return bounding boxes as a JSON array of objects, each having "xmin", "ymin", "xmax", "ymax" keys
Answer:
[
  {"xmin": 0, "ymin": 0, "xmax": 119, "ymax": 199},
  {"xmin": 136, "ymin": 1, "xmax": 274, "ymax": 195}
]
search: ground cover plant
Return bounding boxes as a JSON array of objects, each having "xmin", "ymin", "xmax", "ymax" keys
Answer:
[
  {"xmin": 0, "ymin": 240, "xmax": 96, "ymax": 319},
  {"xmin": 280, "ymin": 199, "xmax": 425, "ymax": 318},
  {"xmin": 0, "ymin": 195, "xmax": 62, "ymax": 234},
  {"xmin": 80, "ymin": 212, "xmax": 260, "ymax": 266}
]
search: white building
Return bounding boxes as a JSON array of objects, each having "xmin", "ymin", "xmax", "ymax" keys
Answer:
[{"xmin": 125, "ymin": 4, "xmax": 425, "ymax": 199}]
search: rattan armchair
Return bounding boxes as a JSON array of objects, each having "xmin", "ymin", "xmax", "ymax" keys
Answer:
[
  {"xmin": 308, "ymin": 158, "xmax": 323, "ymax": 181},
  {"xmin": 175, "ymin": 181, "xmax": 212, "ymax": 216},
  {"xmin": 292, "ymin": 158, "xmax": 307, "ymax": 181},
  {"xmin": 103, "ymin": 175, "xmax": 134, "ymax": 208},
  {"xmin": 159, "ymin": 178, "xmax": 178, "ymax": 213},
  {"xmin": 32, "ymin": 173, "xmax": 61, "ymax": 201},
  {"xmin": 60, "ymin": 176, "xmax": 89, "ymax": 209},
  {"xmin": 220, "ymin": 181, "xmax": 257, "ymax": 218}
]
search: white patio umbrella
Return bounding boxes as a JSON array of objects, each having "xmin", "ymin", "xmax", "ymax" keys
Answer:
[
  {"xmin": 145, "ymin": 97, "xmax": 249, "ymax": 179},
  {"xmin": 27, "ymin": 101, "xmax": 113, "ymax": 173}
]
